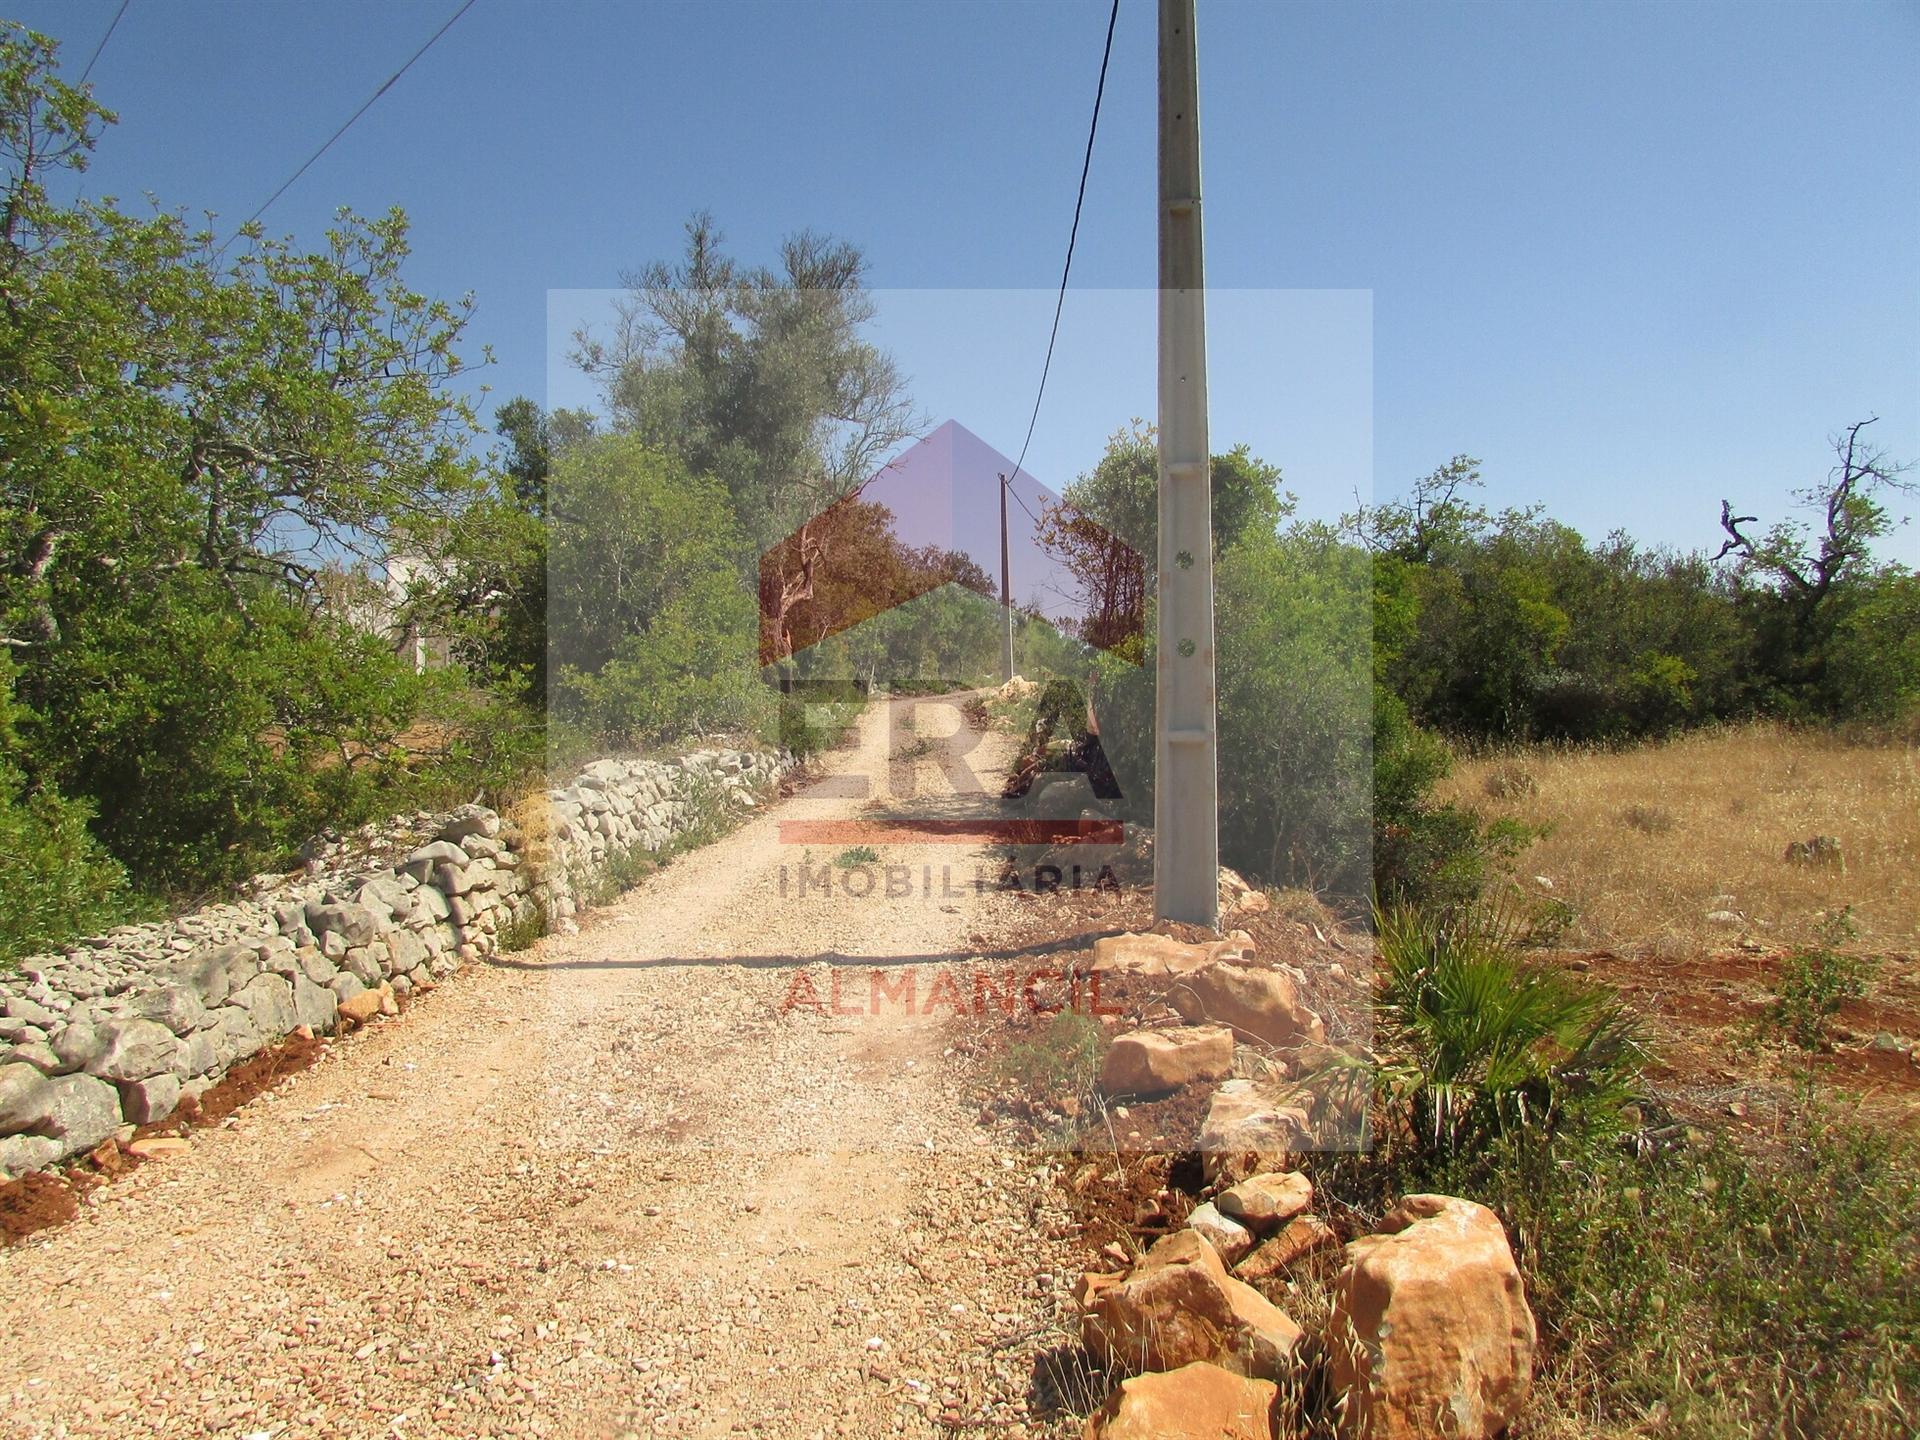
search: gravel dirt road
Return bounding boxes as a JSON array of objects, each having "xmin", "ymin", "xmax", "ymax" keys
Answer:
[{"xmin": 0, "ymin": 695, "xmax": 1088, "ymax": 1440}]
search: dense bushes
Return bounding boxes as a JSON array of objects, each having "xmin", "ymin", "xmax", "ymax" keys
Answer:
[
  {"xmin": 1360, "ymin": 449, "xmax": 1918, "ymax": 743},
  {"xmin": 545, "ymin": 435, "xmax": 770, "ymax": 750},
  {"xmin": 0, "ymin": 659, "xmax": 134, "ymax": 964}
]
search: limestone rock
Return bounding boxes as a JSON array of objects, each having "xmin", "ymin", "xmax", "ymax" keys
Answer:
[
  {"xmin": 40, "ymin": 1074, "xmax": 122, "ymax": 1155},
  {"xmin": 438, "ymin": 804, "xmax": 500, "ymax": 843},
  {"xmin": 294, "ymin": 945, "xmax": 335, "ymax": 986},
  {"xmin": 1186, "ymin": 1201, "xmax": 1256, "ymax": 1265},
  {"xmin": 1217, "ymin": 1171, "xmax": 1314, "ymax": 1230},
  {"xmin": 170, "ymin": 942, "xmax": 258, "ymax": 1007},
  {"xmin": 50, "ymin": 1019, "xmax": 109, "ymax": 1074},
  {"xmin": 87, "ymin": 1018, "xmax": 183, "ymax": 1083},
  {"xmin": 1100, "ymin": 1025, "xmax": 1234, "ymax": 1097},
  {"xmin": 0, "ymin": 1061, "xmax": 55, "ymax": 1132},
  {"xmin": 1090, "ymin": 932, "xmax": 1250, "ymax": 978},
  {"xmin": 184, "ymin": 1031, "xmax": 217, "ymax": 1078},
  {"xmin": 0, "ymin": 1132, "xmax": 63, "ymax": 1180},
  {"xmin": 1171, "ymin": 963, "xmax": 1325, "ymax": 1049},
  {"xmin": 118, "ymin": 1074, "xmax": 181, "ymax": 1125},
  {"xmin": 5, "ymin": 1040, "xmax": 61, "ymax": 1075},
  {"xmin": 1084, "ymin": 1362, "xmax": 1276, "ymax": 1440},
  {"xmin": 1199, "ymin": 1080, "xmax": 1312, "ymax": 1182},
  {"xmin": 232, "ymin": 973, "xmax": 297, "ymax": 1038},
  {"xmin": 1237, "ymin": 1215, "xmax": 1339, "ymax": 1281},
  {"xmin": 304, "ymin": 900, "xmax": 382, "ymax": 947},
  {"xmin": 114, "ymin": 983, "xmax": 205, "ymax": 1034},
  {"xmin": 386, "ymin": 927, "xmax": 429, "ymax": 973},
  {"xmin": 1327, "ymin": 1194, "xmax": 1536, "ymax": 1440},
  {"xmin": 212, "ymin": 1006, "xmax": 265, "ymax": 1067},
  {"xmin": 1080, "ymin": 1229, "xmax": 1304, "ymax": 1381},
  {"xmin": 292, "ymin": 976, "xmax": 338, "ymax": 1034}
]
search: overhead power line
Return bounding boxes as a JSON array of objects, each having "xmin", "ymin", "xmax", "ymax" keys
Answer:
[
  {"xmin": 1004, "ymin": 0, "xmax": 1121, "ymax": 496},
  {"xmin": 78, "ymin": 0, "xmax": 131, "ymax": 85},
  {"xmin": 218, "ymin": 0, "xmax": 478, "ymax": 254}
]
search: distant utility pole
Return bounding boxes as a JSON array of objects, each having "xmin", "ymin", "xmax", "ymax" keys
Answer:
[
  {"xmin": 999, "ymin": 472, "xmax": 1016, "ymax": 683},
  {"xmin": 1154, "ymin": 0, "xmax": 1220, "ymax": 928}
]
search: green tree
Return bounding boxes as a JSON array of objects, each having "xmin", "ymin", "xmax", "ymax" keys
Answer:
[
  {"xmin": 1, "ymin": 24, "xmax": 501, "ymax": 890},
  {"xmin": 546, "ymin": 433, "xmax": 767, "ymax": 748},
  {"xmin": 1046, "ymin": 420, "xmax": 1291, "ymax": 588},
  {"xmin": 575, "ymin": 212, "xmax": 923, "ymax": 554},
  {"xmin": 1714, "ymin": 418, "xmax": 1918, "ymax": 713}
]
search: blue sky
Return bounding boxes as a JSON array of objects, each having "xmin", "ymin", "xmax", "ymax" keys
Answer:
[{"xmin": 18, "ymin": 0, "xmax": 1919, "ymax": 561}]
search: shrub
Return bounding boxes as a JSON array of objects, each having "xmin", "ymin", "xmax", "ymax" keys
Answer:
[
  {"xmin": 546, "ymin": 434, "xmax": 772, "ymax": 749},
  {"xmin": 1374, "ymin": 688, "xmax": 1535, "ymax": 914},
  {"xmin": 1093, "ymin": 526, "xmax": 1376, "ymax": 899},
  {"xmin": 992, "ymin": 1010, "xmax": 1108, "ymax": 1112},
  {"xmin": 1621, "ymin": 803, "xmax": 1677, "ymax": 835},
  {"xmin": 1433, "ymin": 1112, "xmax": 1920, "ymax": 1438},
  {"xmin": 1373, "ymin": 901, "xmax": 1642, "ymax": 1156},
  {"xmin": 1770, "ymin": 908, "xmax": 1873, "ymax": 1050},
  {"xmin": 0, "ymin": 768, "xmax": 133, "ymax": 968},
  {"xmin": 1483, "ymin": 763, "xmax": 1539, "ymax": 800}
]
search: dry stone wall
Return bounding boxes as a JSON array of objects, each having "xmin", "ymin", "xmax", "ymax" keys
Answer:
[{"xmin": 0, "ymin": 747, "xmax": 789, "ymax": 1181}]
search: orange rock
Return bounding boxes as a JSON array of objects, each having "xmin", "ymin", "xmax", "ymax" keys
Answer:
[
  {"xmin": 1073, "ymin": 1270, "xmax": 1125, "ymax": 1313},
  {"xmin": 1327, "ymin": 1194, "xmax": 1537, "ymax": 1440},
  {"xmin": 1099, "ymin": 1026, "xmax": 1234, "ymax": 1097},
  {"xmin": 1236, "ymin": 1214, "xmax": 1339, "ymax": 1280},
  {"xmin": 1090, "ymin": 932, "xmax": 1250, "ymax": 978},
  {"xmin": 126, "ymin": 1137, "xmax": 191, "ymax": 1161},
  {"xmin": 1171, "ymin": 962, "xmax": 1325, "ymax": 1050},
  {"xmin": 1084, "ymin": 1361, "xmax": 1276, "ymax": 1439},
  {"xmin": 1198, "ymin": 1081, "xmax": 1312, "ymax": 1183},
  {"xmin": 337, "ymin": 990, "xmax": 382, "ymax": 1026},
  {"xmin": 1080, "ymin": 1230, "xmax": 1303, "ymax": 1381},
  {"xmin": 337, "ymin": 981, "xmax": 397, "ymax": 1027},
  {"xmin": 1217, "ymin": 1171, "xmax": 1314, "ymax": 1230}
]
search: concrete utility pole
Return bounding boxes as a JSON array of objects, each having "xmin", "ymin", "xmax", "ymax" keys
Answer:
[
  {"xmin": 1153, "ymin": 0, "xmax": 1220, "ymax": 928},
  {"xmin": 999, "ymin": 472, "xmax": 1015, "ymax": 683}
]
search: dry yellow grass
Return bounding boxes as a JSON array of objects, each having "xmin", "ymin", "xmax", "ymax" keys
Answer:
[
  {"xmin": 504, "ymin": 788, "xmax": 554, "ymax": 875},
  {"xmin": 1444, "ymin": 723, "xmax": 1920, "ymax": 957}
]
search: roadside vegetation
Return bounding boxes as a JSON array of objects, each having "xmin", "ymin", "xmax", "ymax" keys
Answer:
[{"xmin": 1292, "ymin": 906, "xmax": 1919, "ymax": 1439}]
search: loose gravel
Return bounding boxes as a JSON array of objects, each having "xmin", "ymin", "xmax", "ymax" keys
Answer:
[{"xmin": 0, "ymin": 698, "xmax": 1086, "ymax": 1440}]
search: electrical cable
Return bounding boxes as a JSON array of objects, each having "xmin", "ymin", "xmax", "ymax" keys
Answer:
[
  {"xmin": 1003, "ymin": 0, "xmax": 1121, "ymax": 495},
  {"xmin": 217, "ymin": 0, "xmax": 478, "ymax": 254},
  {"xmin": 78, "ymin": 0, "xmax": 131, "ymax": 85}
]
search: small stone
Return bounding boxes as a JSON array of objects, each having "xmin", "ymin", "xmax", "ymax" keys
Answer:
[
  {"xmin": 1216, "ymin": 1171, "xmax": 1314, "ymax": 1230},
  {"xmin": 1236, "ymin": 1215, "xmax": 1339, "ymax": 1280},
  {"xmin": 127, "ymin": 1136, "xmax": 192, "ymax": 1161},
  {"xmin": 1186, "ymin": 1202, "xmax": 1256, "ymax": 1265}
]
